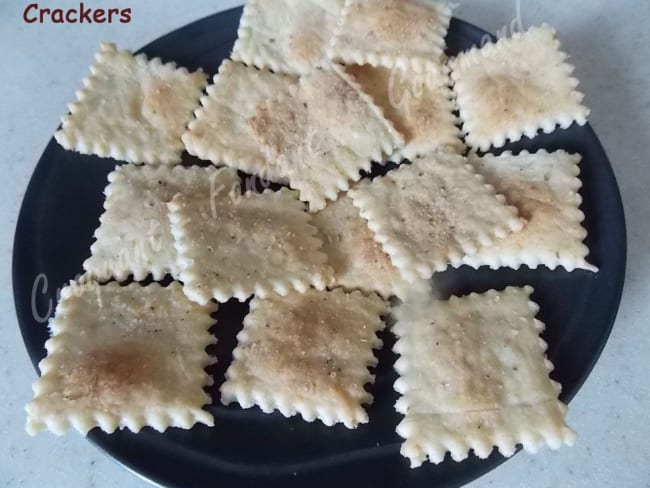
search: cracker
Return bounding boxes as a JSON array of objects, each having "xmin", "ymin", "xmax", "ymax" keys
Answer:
[
  {"xmin": 55, "ymin": 43, "xmax": 207, "ymax": 164},
  {"xmin": 182, "ymin": 60, "xmax": 296, "ymax": 182},
  {"xmin": 393, "ymin": 286, "xmax": 575, "ymax": 466},
  {"xmin": 311, "ymin": 194, "xmax": 413, "ymax": 298},
  {"xmin": 349, "ymin": 151, "xmax": 525, "ymax": 281},
  {"xmin": 328, "ymin": 0, "xmax": 452, "ymax": 72},
  {"xmin": 460, "ymin": 150, "xmax": 597, "ymax": 271},
  {"xmin": 250, "ymin": 67, "xmax": 404, "ymax": 211},
  {"xmin": 220, "ymin": 288, "xmax": 386, "ymax": 428},
  {"xmin": 345, "ymin": 64, "xmax": 463, "ymax": 160},
  {"xmin": 231, "ymin": 0, "xmax": 344, "ymax": 74},
  {"xmin": 168, "ymin": 188, "xmax": 332, "ymax": 304},
  {"xmin": 26, "ymin": 282, "xmax": 217, "ymax": 435},
  {"xmin": 449, "ymin": 25, "xmax": 589, "ymax": 151},
  {"xmin": 83, "ymin": 165, "xmax": 240, "ymax": 282}
]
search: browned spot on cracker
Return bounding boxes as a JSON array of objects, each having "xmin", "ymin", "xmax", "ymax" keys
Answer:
[
  {"xmin": 249, "ymin": 98, "xmax": 307, "ymax": 161},
  {"xmin": 60, "ymin": 342, "xmax": 165, "ymax": 408},
  {"xmin": 242, "ymin": 294, "xmax": 372, "ymax": 405},
  {"xmin": 287, "ymin": 14, "xmax": 323, "ymax": 65},
  {"xmin": 143, "ymin": 80, "xmax": 175, "ymax": 119},
  {"xmin": 352, "ymin": 0, "xmax": 439, "ymax": 44},
  {"xmin": 480, "ymin": 72, "xmax": 546, "ymax": 121},
  {"xmin": 359, "ymin": 222, "xmax": 395, "ymax": 269}
]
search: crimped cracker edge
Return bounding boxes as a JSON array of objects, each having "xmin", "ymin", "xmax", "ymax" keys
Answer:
[
  {"xmin": 231, "ymin": 0, "xmax": 324, "ymax": 75},
  {"xmin": 25, "ymin": 281, "xmax": 217, "ymax": 435},
  {"xmin": 392, "ymin": 286, "xmax": 575, "ymax": 466},
  {"xmin": 449, "ymin": 25, "xmax": 589, "ymax": 151},
  {"xmin": 332, "ymin": 63, "xmax": 406, "ymax": 155},
  {"xmin": 459, "ymin": 149, "xmax": 598, "ymax": 272},
  {"xmin": 220, "ymin": 288, "xmax": 386, "ymax": 428},
  {"xmin": 168, "ymin": 188, "xmax": 332, "ymax": 304},
  {"xmin": 182, "ymin": 60, "xmax": 292, "ymax": 183},
  {"xmin": 349, "ymin": 159, "xmax": 525, "ymax": 281},
  {"xmin": 83, "ymin": 164, "xmax": 239, "ymax": 282},
  {"xmin": 254, "ymin": 68, "xmax": 405, "ymax": 211},
  {"xmin": 55, "ymin": 42, "xmax": 208, "ymax": 165},
  {"xmin": 327, "ymin": 0, "xmax": 453, "ymax": 73}
]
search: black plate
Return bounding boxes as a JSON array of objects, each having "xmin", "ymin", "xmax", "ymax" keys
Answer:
[{"xmin": 13, "ymin": 7, "xmax": 626, "ymax": 488}]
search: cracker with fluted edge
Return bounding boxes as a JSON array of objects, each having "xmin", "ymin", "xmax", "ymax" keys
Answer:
[
  {"xmin": 349, "ymin": 151, "xmax": 525, "ymax": 281},
  {"xmin": 460, "ymin": 150, "xmax": 597, "ymax": 271},
  {"xmin": 393, "ymin": 286, "xmax": 575, "ymax": 467},
  {"xmin": 345, "ymin": 64, "xmax": 463, "ymax": 160},
  {"xmin": 311, "ymin": 195, "xmax": 412, "ymax": 298},
  {"xmin": 168, "ymin": 188, "xmax": 332, "ymax": 304},
  {"xmin": 84, "ymin": 165, "xmax": 240, "ymax": 282},
  {"xmin": 55, "ymin": 43, "xmax": 207, "ymax": 164},
  {"xmin": 328, "ymin": 0, "xmax": 452, "ymax": 72},
  {"xmin": 220, "ymin": 288, "xmax": 386, "ymax": 428},
  {"xmin": 449, "ymin": 25, "xmax": 589, "ymax": 151},
  {"xmin": 250, "ymin": 67, "xmax": 403, "ymax": 211},
  {"xmin": 26, "ymin": 282, "xmax": 217, "ymax": 436},
  {"xmin": 231, "ymin": 0, "xmax": 344, "ymax": 75},
  {"xmin": 182, "ymin": 60, "xmax": 295, "ymax": 183}
]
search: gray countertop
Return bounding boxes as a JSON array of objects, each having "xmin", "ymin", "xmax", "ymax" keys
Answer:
[{"xmin": 1, "ymin": 1, "xmax": 648, "ymax": 487}]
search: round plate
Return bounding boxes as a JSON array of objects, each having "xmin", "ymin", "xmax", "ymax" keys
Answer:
[{"xmin": 13, "ymin": 7, "xmax": 626, "ymax": 488}]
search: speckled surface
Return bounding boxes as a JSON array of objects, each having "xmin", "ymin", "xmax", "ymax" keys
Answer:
[{"xmin": 1, "ymin": 1, "xmax": 648, "ymax": 487}]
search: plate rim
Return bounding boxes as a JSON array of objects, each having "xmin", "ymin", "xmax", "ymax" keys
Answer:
[{"xmin": 12, "ymin": 6, "xmax": 627, "ymax": 488}]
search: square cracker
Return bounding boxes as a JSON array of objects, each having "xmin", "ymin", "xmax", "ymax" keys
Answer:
[
  {"xmin": 26, "ymin": 282, "xmax": 217, "ymax": 435},
  {"xmin": 249, "ymin": 67, "xmax": 404, "ymax": 211},
  {"xmin": 449, "ymin": 25, "xmax": 589, "ymax": 151},
  {"xmin": 83, "ymin": 165, "xmax": 240, "ymax": 282},
  {"xmin": 393, "ymin": 286, "xmax": 575, "ymax": 466},
  {"xmin": 232, "ymin": 0, "xmax": 344, "ymax": 75},
  {"xmin": 311, "ymin": 194, "xmax": 413, "ymax": 298},
  {"xmin": 182, "ymin": 60, "xmax": 296, "ymax": 183},
  {"xmin": 349, "ymin": 151, "xmax": 525, "ymax": 281},
  {"xmin": 220, "ymin": 288, "xmax": 387, "ymax": 428},
  {"xmin": 328, "ymin": 0, "xmax": 452, "ymax": 72},
  {"xmin": 460, "ymin": 150, "xmax": 597, "ymax": 272},
  {"xmin": 168, "ymin": 188, "xmax": 332, "ymax": 304},
  {"xmin": 345, "ymin": 64, "xmax": 463, "ymax": 160},
  {"xmin": 55, "ymin": 43, "xmax": 207, "ymax": 164}
]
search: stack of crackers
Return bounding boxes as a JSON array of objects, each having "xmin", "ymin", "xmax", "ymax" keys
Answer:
[{"xmin": 26, "ymin": 0, "xmax": 596, "ymax": 468}]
